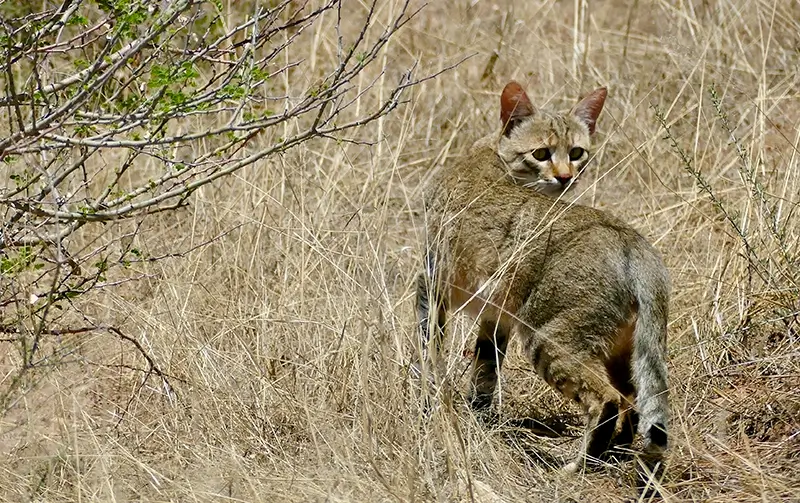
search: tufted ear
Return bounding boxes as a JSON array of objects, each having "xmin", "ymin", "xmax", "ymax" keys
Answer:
[
  {"xmin": 500, "ymin": 81, "xmax": 535, "ymax": 136},
  {"xmin": 571, "ymin": 87, "xmax": 607, "ymax": 135}
]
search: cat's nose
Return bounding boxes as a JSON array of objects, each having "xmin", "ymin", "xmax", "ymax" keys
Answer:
[{"xmin": 555, "ymin": 175, "xmax": 572, "ymax": 188}]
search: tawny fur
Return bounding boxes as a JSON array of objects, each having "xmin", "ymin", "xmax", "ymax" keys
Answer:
[
  {"xmin": 471, "ymin": 82, "xmax": 608, "ymax": 196},
  {"xmin": 416, "ymin": 82, "xmax": 669, "ymax": 489}
]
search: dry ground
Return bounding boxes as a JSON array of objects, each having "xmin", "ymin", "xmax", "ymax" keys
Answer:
[{"xmin": 2, "ymin": 0, "xmax": 800, "ymax": 501}]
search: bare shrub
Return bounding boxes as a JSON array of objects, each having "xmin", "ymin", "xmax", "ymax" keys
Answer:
[{"xmin": 0, "ymin": 0, "xmax": 441, "ymax": 409}]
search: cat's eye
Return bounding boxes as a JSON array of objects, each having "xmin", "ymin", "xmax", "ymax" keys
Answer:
[
  {"xmin": 569, "ymin": 147, "xmax": 585, "ymax": 161},
  {"xmin": 532, "ymin": 148, "xmax": 551, "ymax": 161}
]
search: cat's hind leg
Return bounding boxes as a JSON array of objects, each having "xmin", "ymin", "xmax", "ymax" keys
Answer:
[
  {"xmin": 517, "ymin": 321, "xmax": 622, "ymax": 472},
  {"xmin": 469, "ymin": 319, "xmax": 510, "ymax": 411}
]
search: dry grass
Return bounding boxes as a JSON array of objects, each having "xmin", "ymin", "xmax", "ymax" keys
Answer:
[{"xmin": 2, "ymin": 0, "xmax": 800, "ymax": 501}]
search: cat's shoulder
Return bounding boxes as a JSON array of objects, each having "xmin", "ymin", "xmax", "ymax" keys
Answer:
[{"xmin": 469, "ymin": 134, "xmax": 498, "ymax": 153}]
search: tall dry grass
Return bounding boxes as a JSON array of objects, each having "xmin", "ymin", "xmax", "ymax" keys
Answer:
[{"xmin": 2, "ymin": 0, "xmax": 799, "ymax": 501}]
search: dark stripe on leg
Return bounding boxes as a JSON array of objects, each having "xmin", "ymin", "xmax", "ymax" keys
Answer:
[
  {"xmin": 470, "ymin": 321, "xmax": 507, "ymax": 411},
  {"xmin": 416, "ymin": 273, "xmax": 431, "ymax": 344},
  {"xmin": 586, "ymin": 401, "xmax": 619, "ymax": 460}
]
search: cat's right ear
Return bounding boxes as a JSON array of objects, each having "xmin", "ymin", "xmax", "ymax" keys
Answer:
[{"xmin": 500, "ymin": 81, "xmax": 535, "ymax": 136}]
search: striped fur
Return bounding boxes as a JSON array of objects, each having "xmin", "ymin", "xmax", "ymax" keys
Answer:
[{"xmin": 416, "ymin": 82, "xmax": 669, "ymax": 491}]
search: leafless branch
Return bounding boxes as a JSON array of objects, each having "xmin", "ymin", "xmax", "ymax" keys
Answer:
[{"xmin": 1, "ymin": 0, "xmax": 451, "ymax": 411}]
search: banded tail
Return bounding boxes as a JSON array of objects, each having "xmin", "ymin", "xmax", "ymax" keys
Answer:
[{"xmin": 630, "ymin": 248, "xmax": 670, "ymax": 484}]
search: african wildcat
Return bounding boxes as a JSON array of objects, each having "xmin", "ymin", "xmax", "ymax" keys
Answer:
[
  {"xmin": 480, "ymin": 81, "xmax": 607, "ymax": 197},
  {"xmin": 416, "ymin": 82, "xmax": 669, "ymax": 485}
]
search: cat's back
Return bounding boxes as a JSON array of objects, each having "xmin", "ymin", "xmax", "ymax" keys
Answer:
[
  {"xmin": 427, "ymin": 141, "xmax": 531, "ymax": 214},
  {"xmin": 427, "ymin": 142, "xmax": 661, "ymax": 287},
  {"xmin": 428, "ymin": 142, "xmax": 617, "ymax": 232}
]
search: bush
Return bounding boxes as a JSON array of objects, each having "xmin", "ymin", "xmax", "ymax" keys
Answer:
[{"xmin": 0, "ymin": 0, "xmax": 434, "ymax": 410}]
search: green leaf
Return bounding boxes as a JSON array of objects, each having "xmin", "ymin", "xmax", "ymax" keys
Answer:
[{"xmin": 66, "ymin": 14, "xmax": 88, "ymax": 26}]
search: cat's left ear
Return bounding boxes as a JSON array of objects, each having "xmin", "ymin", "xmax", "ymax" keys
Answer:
[{"xmin": 572, "ymin": 87, "xmax": 607, "ymax": 135}]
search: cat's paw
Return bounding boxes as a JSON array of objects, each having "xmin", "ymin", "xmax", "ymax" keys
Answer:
[{"xmin": 562, "ymin": 461, "xmax": 580, "ymax": 474}]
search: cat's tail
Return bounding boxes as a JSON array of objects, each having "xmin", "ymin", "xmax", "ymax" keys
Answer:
[{"xmin": 629, "ymin": 246, "xmax": 670, "ymax": 481}]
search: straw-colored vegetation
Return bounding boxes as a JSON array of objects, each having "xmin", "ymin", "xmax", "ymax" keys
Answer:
[{"xmin": 2, "ymin": 0, "xmax": 799, "ymax": 501}]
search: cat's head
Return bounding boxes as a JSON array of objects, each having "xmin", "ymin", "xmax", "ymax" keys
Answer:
[{"xmin": 496, "ymin": 81, "xmax": 606, "ymax": 197}]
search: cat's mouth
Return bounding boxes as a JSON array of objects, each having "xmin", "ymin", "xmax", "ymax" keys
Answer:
[{"xmin": 532, "ymin": 179, "xmax": 577, "ymax": 197}]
